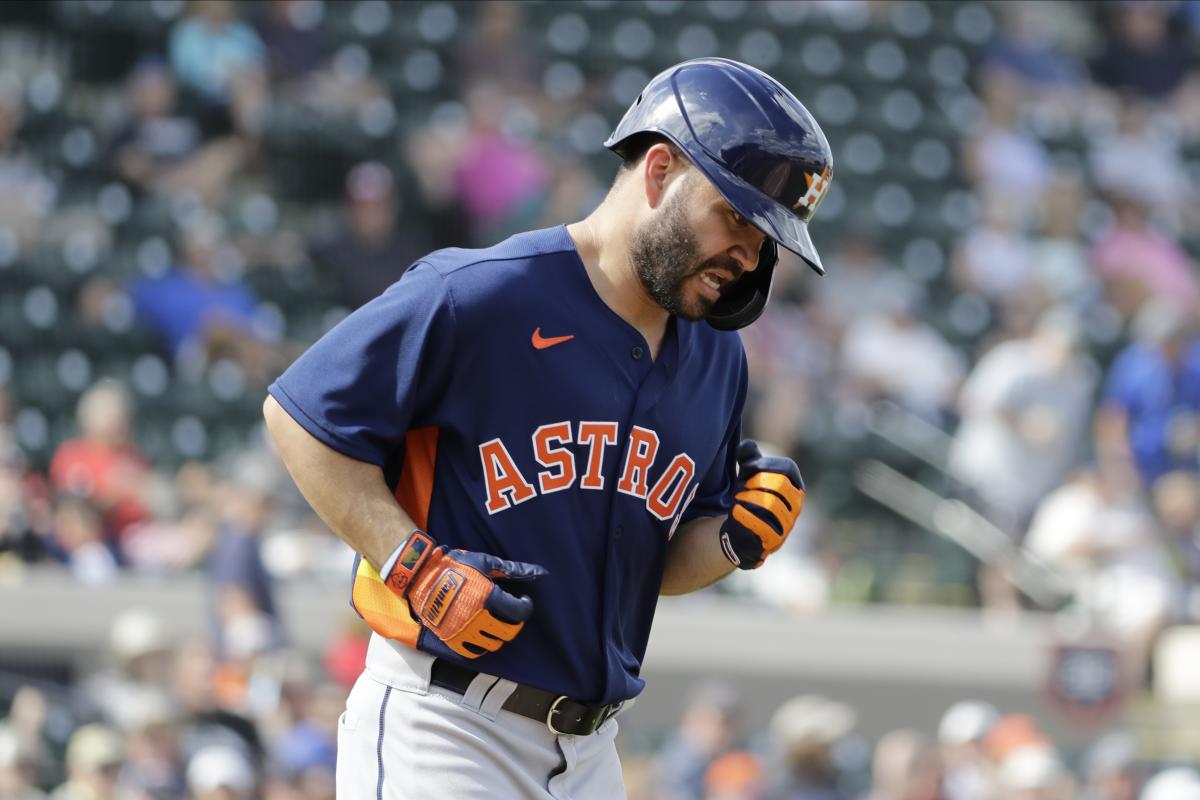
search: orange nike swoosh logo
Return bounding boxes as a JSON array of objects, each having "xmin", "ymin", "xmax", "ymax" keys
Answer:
[{"xmin": 531, "ymin": 328, "xmax": 575, "ymax": 350}]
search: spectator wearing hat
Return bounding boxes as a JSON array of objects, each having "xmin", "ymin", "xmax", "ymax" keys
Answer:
[
  {"xmin": 186, "ymin": 745, "xmax": 256, "ymax": 800},
  {"xmin": 81, "ymin": 608, "xmax": 176, "ymax": 731},
  {"xmin": 308, "ymin": 162, "xmax": 436, "ymax": 310},
  {"xmin": 1139, "ymin": 767, "xmax": 1200, "ymax": 800},
  {"xmin": 653, "ymin": 680, "xmax": 743, "ymax": 800},
  {"xmin": 937, "ymin": 700, "xmax": 999, "ymax": 800},
  {"xmin": 762, "ymin": 694, "xmax": 856, "ymax": 800},
  {"xmin": 50, "ymin": 724, "xmax": 125, "ymax": 800}
]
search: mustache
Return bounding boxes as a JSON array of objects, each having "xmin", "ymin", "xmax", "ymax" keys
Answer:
[{"xmin": 691, "ymin": 256, "xmax": 744, "ymax": 282}]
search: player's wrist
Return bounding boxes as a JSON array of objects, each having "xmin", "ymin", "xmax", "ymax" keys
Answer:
[{"xmin": 380, "ymin": 529, "xmax": 437, "ymax": 597}]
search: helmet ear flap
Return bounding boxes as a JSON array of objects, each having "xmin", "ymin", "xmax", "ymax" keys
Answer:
[{"xmin": 705, "ymin": 240, "xmax": 778, "ymax": 331}]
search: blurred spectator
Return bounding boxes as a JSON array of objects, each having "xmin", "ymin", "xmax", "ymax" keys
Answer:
[
  {"xmin": 48, "ymin": 495, "xmax": 117, "ymax": 584},
  {"xmin": 403, "ymin": 119, "xmax": 473, "ymax": 249},
  {"xmin": 252, "ymin": 0, "xmax": 387, "ymax": 119},
  {"xmin": 1150, "ymin": 470, "xmax": 1200, "ymax": 622},
  {"xmin": 0, "ymin": 724, "xmax": 48, "ymax": 800},
  {"xmin": 810, "ymin": 230, "xmax": 900, "ymax": 329},
  {"xmin": 209, "ymin": 455, "xmax": 283, "ymax": 665},
  {"xmin": 653, "ymin": 680, "xmax": 742, "ymax": 800},
  {"xmin": 168, "ymin": 0, "xmax": 267, "ymax": 137},
  {"xmin": 1088, "ymin": 194, "xmax": 1200, "ymax": 319},
  {"xmin": 185, "ymin": 744, "xmax": 256, "ymax": 800},
  {"xmin": 308, "ymin": 162, "xmax": 433, "ymax": 309},
  {"xmin": 1028, "ymin": 171, "xmax": 1095, "ymax": 304},
  {"xmin": 51, "ymin": 724, "xmax": 124, "ymax": 800},
  {"xmin": 49, "ymin": 381, "xmax": 156, "ymax": 550},
  {"xmin": 82, "ymin": 609, "xmax": 176, "ymax": 731},
  {"xmin": 951, "ymin": 192, "xmax": 1038, "ymax": 303},
  {"xmin": 937, "ymin": 700, "xmax": 999, "ymax": 800},
  {"xmin": 453, "ymin": 83, "xmax": 551, "ymax": 243},
  {"xmin": 320, "ymin": 612, "xmax": 369, "ymax": 692},
  {"xmin": 112, "ymin": 56, "xmax": 245, "ymax": 208},
  {"xmin": 114, "ymin": 692, "xmax": 186, "ymax": 800},
  {"xmin": 169, "ymin": 639, "xmax": 261, "ymax": 765},
  {"xmin": 948, "ymin": 308, "xmax": 1096, "ymax": 535},
  {"xmin": 1089, "ymin": 100, "xmax": 1193, "ymax": 228},
  {"xmin": 982, "ymin": 715, "xmax": 1072, "ymax": 800},
  {"xmin": 865, "ymin": 729, "xmax": 942, "ymax": 800},
  {"xmin": 740, "ymin": 298, "xmax": 831, "ymax": 456},
  {"xmin": 1089, "ymin": 3, "xmax": 1195, "ymax": 101},
  {"xmin": 453, "ymin": 1, "xmax": 541, "ymax": 95},
  {"xmin": 1079, "ymin": 730, "xmax": 1140, "ymax": 800},
  {"xmin": 962, "ymin": 72, "xmax": 1053, "ymax": 201},
  {"xmin": 839, "ymin": 280, "xmax": 965, "ymax": 424},
  {"xmin": 704, "ymin": 750, "xmax": 763, "ymax": 800},
  {"xmin": 1024, "ymin": 465, "xmax": 1176, "ymax": 681},
  {"xmin": 252, "ymin": 0, "xmax": 325, "ymax": 88},
  {"xmin": 127, "ymin": 214, "xmax": 287, "ymax": 383},
  {"xmin": 121, "ymin": 460, "xmax": 221, "ymax": 574},
  {"xmin": 1139, "ymin": 767, "xmax": 1200, "ymax": 799},
  {"xmin": 1093, "ymin": 301, "xmax": 1200, "ymax": 487},
  {"xmin": 0, "ymin": 75, "xmax": 54, "ymax": 256},
  {"xmin": 762, "ymin": 694, "xmax": 856, "ymax": 800},
  {"xmin": 0, "ymin": 441, "xmax": 47, "ymax": 565},
  {"xmin": 980, "ymin": 1, "xmax": 1086, "ymax": 109},
  {"xmin": 267, "ymin": 681, "xmax": 340, "ymax": 800}
]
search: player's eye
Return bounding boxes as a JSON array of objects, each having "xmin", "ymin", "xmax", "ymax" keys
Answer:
[{"xmin": 729, "ymin": 211, "xmax": 747, "ymax": 228}]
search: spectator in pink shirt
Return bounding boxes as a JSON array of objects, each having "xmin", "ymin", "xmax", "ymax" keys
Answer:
[{"xmin": 1089, "ymin": 192, "xmax": 1200, "ymax": 319}]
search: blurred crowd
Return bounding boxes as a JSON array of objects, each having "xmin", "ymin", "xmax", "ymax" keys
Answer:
[
  {"xmin": 625, "ymin": 682, "xmax": 1200, "ymax": 800},
  {"xmin": 1, "ymin": 0, "xmax": 1199, "ymax": 798}
]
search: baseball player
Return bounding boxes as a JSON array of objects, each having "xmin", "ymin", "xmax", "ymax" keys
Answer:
[{"xmin": 263, "ymin": 58, "xmax": 833, "ymax": 799}]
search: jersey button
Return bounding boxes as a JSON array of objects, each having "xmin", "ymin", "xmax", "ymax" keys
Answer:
[
  {"xmin": 631, "ymin": 346, "xmax": 643, "ymax": 359},
  {"xmin": 615, "ymin": 525, "xmax": 624, "ymax": 540}
]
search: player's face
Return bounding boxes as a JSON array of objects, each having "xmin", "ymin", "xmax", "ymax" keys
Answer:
[{"xmin": 630, "ymin": 172, "xmax": 765, "ymax": 321}]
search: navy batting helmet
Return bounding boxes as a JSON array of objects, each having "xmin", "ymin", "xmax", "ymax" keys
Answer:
[{"xmin": 606, "ymin": 58, "xmax": 834, "ymax": 330}]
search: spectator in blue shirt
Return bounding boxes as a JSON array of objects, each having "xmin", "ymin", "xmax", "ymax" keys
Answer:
[{"xmin": 1096, "ymin": 301, "xmax": 1200, "ymax": 487}]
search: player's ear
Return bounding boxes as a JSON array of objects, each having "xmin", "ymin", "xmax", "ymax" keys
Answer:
[{"xmin": 642, "ymin": 143, "xmax": 676, "ymax": 210}]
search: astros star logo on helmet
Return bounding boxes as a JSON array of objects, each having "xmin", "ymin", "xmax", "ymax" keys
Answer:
[{"xmin": 794, "ymin": 167, "xmax": 832, "ymax": 214}]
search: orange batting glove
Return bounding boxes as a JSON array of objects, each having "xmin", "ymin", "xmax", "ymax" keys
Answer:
[
  {"xmin": 719, "ymin": 440, "xmax": 806, "ymax": 569},
  {"xmin": 381, "ymin": 532, "xmax": 547, "ymax": 659}
]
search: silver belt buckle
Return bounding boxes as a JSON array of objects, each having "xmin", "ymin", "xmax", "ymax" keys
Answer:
[{"xmin": 546, "ymin": 695, "xmax": 571, "ymax": 735}]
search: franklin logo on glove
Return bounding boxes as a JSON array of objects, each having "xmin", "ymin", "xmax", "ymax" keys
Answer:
[{"xmin": 379, "ymin": 530, "xmax": 548, "ymax": 659}]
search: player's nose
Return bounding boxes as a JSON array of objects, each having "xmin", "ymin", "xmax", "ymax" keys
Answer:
[{"xmin": 728, "ymin": 229, "xmax": 766, "ymax": 273}]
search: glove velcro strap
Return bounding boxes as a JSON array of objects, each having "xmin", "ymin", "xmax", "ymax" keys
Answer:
[{"xmin": 381, "ymin": 531, "xmax": 436, "ymax": 596}]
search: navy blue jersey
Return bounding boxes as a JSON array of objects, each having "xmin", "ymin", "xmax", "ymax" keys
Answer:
[{"xmin": 269, "ymin": 225, "xmax": 747, "ymax": 704}]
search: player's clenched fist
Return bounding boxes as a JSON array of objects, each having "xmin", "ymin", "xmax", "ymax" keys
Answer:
[
  {"xmin": 719, "ymin": 439, "xmax": 806, "ymax": 569},
  {"xmin": 381, "ymin": 531, "xmax": 547, "ymax": 658}
]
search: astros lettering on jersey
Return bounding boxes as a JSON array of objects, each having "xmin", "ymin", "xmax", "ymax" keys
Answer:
[{"xmin": 268, "ymin": 225, "xmax": 746, "ymax": 705}]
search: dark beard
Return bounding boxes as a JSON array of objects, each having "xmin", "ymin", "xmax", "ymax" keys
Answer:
[{"xmin": 629, "ymin": 179, "xmax": 710, "ymax": 321}]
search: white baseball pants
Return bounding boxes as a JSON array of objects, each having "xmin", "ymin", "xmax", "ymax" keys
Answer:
[{"xmin": 335, "ymin": 635, "xmax": 628, "ymax": 799}]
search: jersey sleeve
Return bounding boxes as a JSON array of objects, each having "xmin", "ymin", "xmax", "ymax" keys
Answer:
[
  {"xmin": 267, "ymin": 263, "xmax": 455, "ymax": 466},
  {"xmin": 681, "ymin": 348, "xmax": 749, "ymax": 522}
]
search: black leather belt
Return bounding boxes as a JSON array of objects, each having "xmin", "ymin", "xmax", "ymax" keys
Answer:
[{"xmin": 429, "ymin": 659, "xmax": 619, "ymax": 736}]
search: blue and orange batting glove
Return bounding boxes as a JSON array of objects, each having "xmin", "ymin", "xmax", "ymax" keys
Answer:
[
  {"xmin": 719, "ymin": 439, "xmax": 806, "ymax": 569},
  {"xmin": 381, "ymin": 531, "xmax": 548, "ymax": 658}
]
